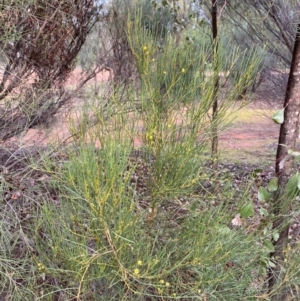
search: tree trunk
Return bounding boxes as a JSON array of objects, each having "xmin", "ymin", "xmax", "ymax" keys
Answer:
[
  {"xmin": 211, "ymin": 0, "xmax": 219, "ymax": 167},
  {"xmin": 268, "ymin": 20, "xmax": 300, "ymax": 300}
]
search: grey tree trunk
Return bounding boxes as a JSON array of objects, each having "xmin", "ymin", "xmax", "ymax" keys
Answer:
[
  {"xmin": 269, "ymin": 20, "xmax": 300, "ymax": 300},
  {"xmin": 211, "ymin": 0, "xmax": 219, "ymax": 167}
]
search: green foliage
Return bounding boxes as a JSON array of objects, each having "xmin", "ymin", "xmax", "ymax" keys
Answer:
[
  {"xmin": 240, "ymin": 201, "xmax": 254, "ymax": 218},
  {"xmin": 126, "ymin": 8, "xmax": 262, "ymax": 212},
  {"xmin": 139, "ymin": 0, "xmax": 174, "ymax": 40},
  {"xmin": 288, "ymin": 149, "xmax": 300, "ymax": 157},
  {"xmin": 285, "ymin": 172, "xmax": 300, "ymax": 200},
  {"xmin": 258, "ymin": 186, "xmax": 270, "ymax": 202},
  {"xmin": 256, "ymin": 171, "xmax": 300, "ymax": 296},
  {"xmin": 0, "ymin": 206, "xmax": 37, "ymax": 299},
  {"xmin": 258, "ymin": 173, "xmax": 300, "ymax": 219},
  {"xmin": 272, "ymin": 109, "xmax": 285, "ymax": 124},
  {"xmin": 2, "ymin": 2, "xmax": 300, "ymax": 300},
  {"xmin": 10, "ymin": 9, "xmax": 277, "ymax": 297},
  {"xmin": 30, "ymin": 143, "xmax": 271, "ymax": 300},
  {"xmin": 268, "ymin": 178, "xmax": 278, "ymax": 192},
  {"xmin": 126, "ymin": 15, "xmax": 211, "ymax": 212}
]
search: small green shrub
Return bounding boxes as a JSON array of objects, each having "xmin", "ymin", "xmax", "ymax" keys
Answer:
[{"xmin": 32, "ymin": 142, "xmax": 270, "ymax": 300}]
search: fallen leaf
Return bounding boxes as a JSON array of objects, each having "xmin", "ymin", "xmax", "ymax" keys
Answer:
[
  {"xmin": 11, "ymin": 191, "xmax": 22, "ymax": 200},
  {"xmin": 231, "ymin": 213, "xmax": 243, "ymax": 226}
]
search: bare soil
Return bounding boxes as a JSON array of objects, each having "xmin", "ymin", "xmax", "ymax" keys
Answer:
[
  {"xmin": 4, "ymin": 69, "xmax": 281, "ymax": 166},
  {"xmin": 219, "ymin": 106, "xmax": 279, "ymax": 164}
]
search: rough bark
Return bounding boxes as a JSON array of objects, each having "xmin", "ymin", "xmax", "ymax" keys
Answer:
[{"xmin": 268, "ymin": 20, "xmax": 300, "ymax": 300}]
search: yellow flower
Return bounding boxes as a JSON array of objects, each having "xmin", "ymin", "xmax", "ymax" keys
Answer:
[
  {"xmin": 159, "ymin": 279, "xmax": 165, "ymax": 284},
  {"xmin": 165, "ymin": 282, "xmax": 170, "ymax": 287},
  {"xmin": 163, "ymin": 71, "xmax": 167, "ymax": 74},
  {"xmin": 152, "ymin": 58, "xmax": 155, "ymax": 62},
  {"xmin": 182, "ymin": 68, "xmax": 186, "ymax": 73},
  {"xmin": 172, "ymin": 293, "xmax": 177, "ymax": 297},
  {"xmin": 134, "ymin": 268, "xmax": 139, "ymax": 275},
  {"xmin": 146, "ymin": 131, "xmax": 154, "ymax": 141},
  {"xmin": 137, "ymin": 260, "xmax": 143, "ymax": 266},
  {"xmin": 143, "ymin": 46, "xmax": 147, "ymax": 51},
  {"xmin": 37, "ymin": 262, "xmax": 45, "ymax": 271}
]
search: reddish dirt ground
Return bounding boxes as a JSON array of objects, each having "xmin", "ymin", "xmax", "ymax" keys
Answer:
[
  {"xmin": 17, "ymin": 105, "xmax": 278, "ymax": 165},
  {"xmin": 218, "ymin": 104, "xmax": 280, "ymax": 163},
  {"xmin": 221, "ymin": 118, "xmax": 278, "ymax": 150},
  {"xmin": 6, "ymin": 69, "xmax": 281, "ymax": 164}
]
